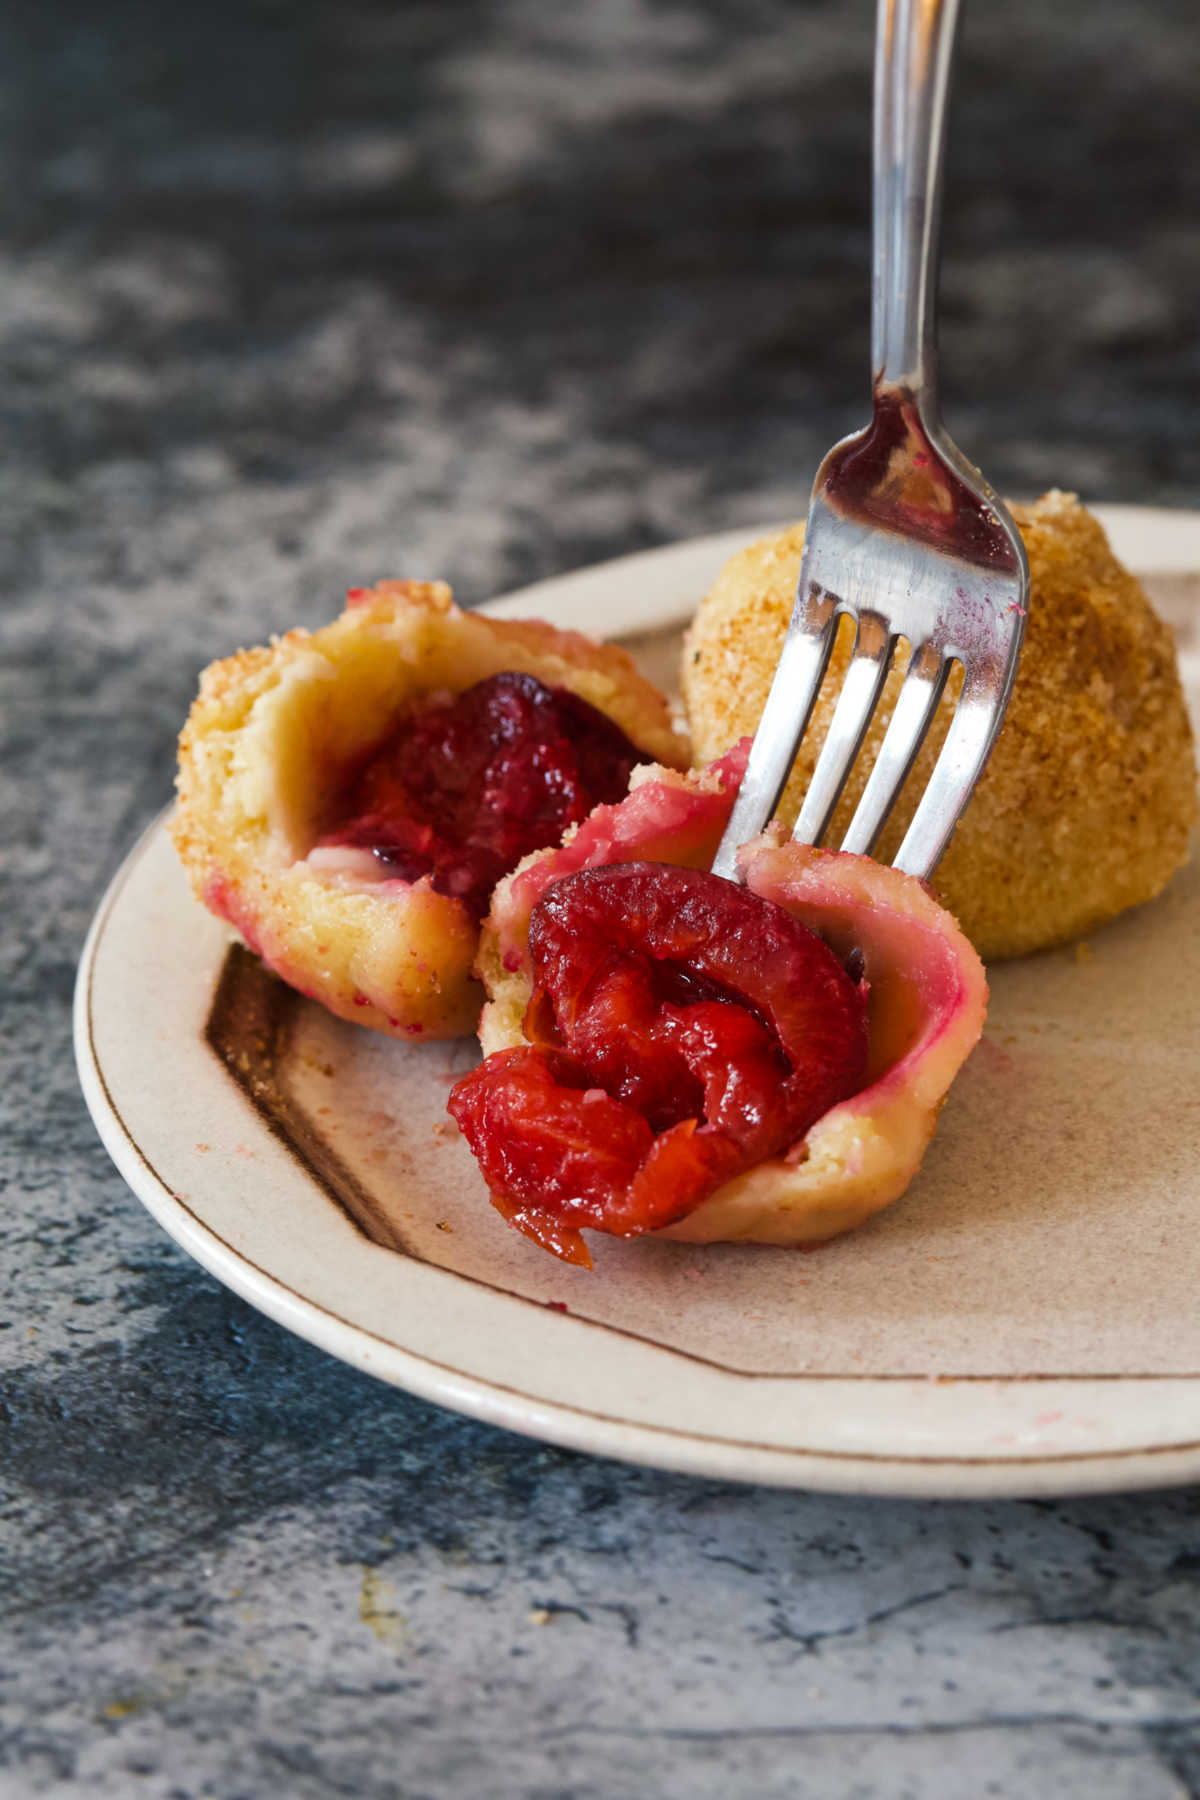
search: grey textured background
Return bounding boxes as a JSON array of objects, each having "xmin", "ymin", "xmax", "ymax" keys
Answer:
[{"xmin": 3, "ymin": 1, "xmax": 1200, "ymax": 1795}]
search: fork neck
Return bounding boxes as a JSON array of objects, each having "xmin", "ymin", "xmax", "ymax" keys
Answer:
[{"xmin": 871, "ymin": 0, "xmax": 962, "ymax": 409}]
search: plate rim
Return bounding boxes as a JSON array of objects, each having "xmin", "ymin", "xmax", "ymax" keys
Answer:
[{"xmin": 75, "ymin": 505, "xmax": 1200, "ymax": 1499}]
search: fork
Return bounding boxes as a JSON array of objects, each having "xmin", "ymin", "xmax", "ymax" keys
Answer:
[{"xmin": 712, "ymin": 0, "xmax": 1029, "ymax": 885}]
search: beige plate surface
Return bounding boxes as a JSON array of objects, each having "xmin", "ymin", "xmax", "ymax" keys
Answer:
[{"xmin": 75, "ymin": 505, "xmax": 1200, "ymax": 1498}]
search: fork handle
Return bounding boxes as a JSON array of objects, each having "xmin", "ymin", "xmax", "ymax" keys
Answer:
[{"xmin": 872, "ymin": 0, "xmax": 962, "ymax": 398}]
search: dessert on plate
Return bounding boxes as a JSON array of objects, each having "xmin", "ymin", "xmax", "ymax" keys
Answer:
[
  {"xmin": 172, "ymin": 579, "xmax": 686, "ymax": 1039},
  {"xmin": 454, "ymin": 756, "xmax": 987, "ymax": 1265},
  {"xmin": 172, "ymin": 496, "xmax": 1194, "ymax": 1272},
  {"xmin": 684, "ymin": 491, "xmax": 1198, "ymax": 959}
]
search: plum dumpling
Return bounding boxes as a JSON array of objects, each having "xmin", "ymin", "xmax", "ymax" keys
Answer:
[
  {"xmin": 683, "ymin": 492, "xmax": 1197, "ymax": 960},
  {"xmin": 453, "ymin": 754, "xmax": 987, "ymax": 1265},
  {"xmin": 173, "ymin": 580, "xmax": 687, "ymax": 1039}
]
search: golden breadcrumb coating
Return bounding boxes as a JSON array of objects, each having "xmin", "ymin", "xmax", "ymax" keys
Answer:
[
  {"xmin": 682, "ymin": 492, "xmax": 1197, "ymax": 960},
  {"xmin": 173, "ymin": 579, "xmax": 687, "ymax": 1039}
]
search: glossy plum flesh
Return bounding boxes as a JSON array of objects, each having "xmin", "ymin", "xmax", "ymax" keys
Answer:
[
  {"xmin": 449, "ymin": 863, "xmax": 870, "ymax": 1263},
  {"xmin": 318, "ymin": 672, "xmax": 645, "ymax": 918}
]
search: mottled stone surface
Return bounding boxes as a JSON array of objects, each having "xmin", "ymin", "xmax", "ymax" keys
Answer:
[{"xmin": 3, "ymin": 1, "xmax": 1200, "ymax": 1794}]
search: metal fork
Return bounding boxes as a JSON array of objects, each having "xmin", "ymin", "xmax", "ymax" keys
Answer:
[{"xmin": 713, "ymin": 0, "xmax": 1028, "ymax": 885}]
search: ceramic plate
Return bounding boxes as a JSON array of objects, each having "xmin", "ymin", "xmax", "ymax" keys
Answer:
[{"xmin": 76, "ymin": 506, "xmax": 1200, "ymax": 1498}]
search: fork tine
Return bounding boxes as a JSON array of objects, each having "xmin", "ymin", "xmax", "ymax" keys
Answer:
[
  {"xmin": 892, "ymin": 664, "xmax": 1002, "ymax": 880},
  {"xmin": 839, "ymin": 639, "xmax": 950, "ymax": 856},
  {"xmin": 710, "ymin": 586, "xmax": 839, "ymax": 881},
  {"xmin": 792, "ymin": 610, "xmax": 894, "ymax": 847}
]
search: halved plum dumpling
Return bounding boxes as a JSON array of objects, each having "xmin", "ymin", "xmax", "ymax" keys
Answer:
[
  {"xmin": 452, "ymin": 757, "xmax": 987, "ymax": 1264},
  {"xmin": 172, "ymin": 580, "xmax": 686, "ymax": 1039}
]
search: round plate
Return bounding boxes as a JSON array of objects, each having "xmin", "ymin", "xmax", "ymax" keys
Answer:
[{"xmin": 76, "ymin": 506, "xmax": 1200, "ymax": 1497}]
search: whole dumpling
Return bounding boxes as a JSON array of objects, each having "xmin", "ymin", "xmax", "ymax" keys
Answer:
[{"xmin": 683, "ymin": 491, "xmax": 1197, "ymax": 960}]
